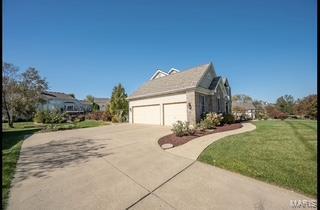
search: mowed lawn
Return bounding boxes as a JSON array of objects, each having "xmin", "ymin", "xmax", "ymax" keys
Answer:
[
  {"xmin": 2, "ymin": 120, "xmax": 109, "ymax": 209},
  {"xmin": 198, "ymin": 120, "xmax": 317, "ymax": 197}
]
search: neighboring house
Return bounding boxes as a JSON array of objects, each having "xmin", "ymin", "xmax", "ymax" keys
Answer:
[
  {"xmin": 39, "ymin": 91, "xmax": 85, "ymax": 113},
  {"xmin": 93, "ymin": 98, "xmax": 110, "ymax": 111},
  {"xmin": 232, "ymin": 100, "xmax": 256, "ymax": 119},
  {"xmin": 79, "ymin": 100, "xmax": 93, "ymax": 113},
  {"xmin": 127, "ymin": 63, "xmax": 232, "ymax": 126}
]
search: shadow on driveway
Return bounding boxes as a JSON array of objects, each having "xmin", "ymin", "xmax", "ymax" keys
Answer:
[{"xmin": 13, "ymin": 137, "xmax": 112, "ymax": 183}]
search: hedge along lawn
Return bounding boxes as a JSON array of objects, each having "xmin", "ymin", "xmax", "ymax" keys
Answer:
[
  {"xmin": 2, "ymin": 120, "xmax": 109, "ymax": 209},
  {"xmin": 198, "ymin": 120, "xmax": 317, "ymax": 197}
]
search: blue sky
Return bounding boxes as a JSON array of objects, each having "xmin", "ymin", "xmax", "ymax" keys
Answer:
[{"xmin": 4, "ymin": 0, "xmax": 317, "ymax": 102}]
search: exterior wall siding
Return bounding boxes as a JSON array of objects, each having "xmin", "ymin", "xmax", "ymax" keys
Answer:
[{"xmin": 186, "ymin": 91, "xmax": 196, "ymax": 125}]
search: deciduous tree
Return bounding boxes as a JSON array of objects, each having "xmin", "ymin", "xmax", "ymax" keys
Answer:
[
  {"xmin": 275, "ymin": 95, "xmax": 295, "ymax": 114},
  {"xmin": 2, "ymin": 63, "xmax": 48, "ymax": 127},
  {"xmin": 232, "ymin": 94, "xmax": 253, "ymax": 103},
  {"xmin": 293, "ymin": 94, "xmax": 317, "ymax": 119}
]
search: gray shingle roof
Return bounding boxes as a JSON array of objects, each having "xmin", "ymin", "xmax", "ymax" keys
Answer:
[
  {"xmin": 128, "ymin": 63, "xmax": 211, "ymax": 100},
  {"xmin": 41, "ymin": 91, "xmax": 75, "ymax": 100},
  {"xmin": 79, "ymin": 100, "xmax": 92, "ymax": 105},
  {"xmin": 94, "ymin": 98, "xmax": 110, "ymax": 103}
]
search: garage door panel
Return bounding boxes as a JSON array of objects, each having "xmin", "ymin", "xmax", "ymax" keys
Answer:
[
  {"xmin": 163, "ymin": 103, "xmax": 187, "ymax": 126},
  {"xmin": 133, "ymin": 105, "xmax": 160, "ymax": 125}
]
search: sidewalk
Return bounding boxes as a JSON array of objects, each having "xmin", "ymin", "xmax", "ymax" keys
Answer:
[{"xmin": 166, "ymin": 123, "xmax": 256, "ymax": 160}]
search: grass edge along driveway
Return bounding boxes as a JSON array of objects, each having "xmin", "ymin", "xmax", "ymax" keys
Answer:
[
  {"xmin": 2, "ymin": 120, "xmax": 109, "ymax": 209},
  {"xmin": 198, "ymin": 120, "xmax": 317, "ymax": 198}
]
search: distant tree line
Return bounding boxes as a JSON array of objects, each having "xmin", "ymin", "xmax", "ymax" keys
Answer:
[
  {"xmin": 3, "ymin": 62, "xmax": 130, "ymax": 127},
  {"xmin": 232, "ymin": 94, "xmax": 317, "ymax": 120}
]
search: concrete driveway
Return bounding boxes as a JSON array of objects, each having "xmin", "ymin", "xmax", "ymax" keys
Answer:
[{"xmin": 8, "ymin": 124, "xmax": 314, "ymax": 210}]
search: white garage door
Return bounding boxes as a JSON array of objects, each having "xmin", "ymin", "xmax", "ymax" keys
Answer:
[
  {"xmin": 163, "ymin": 103, "xmax": 187, "ymax": 126},
  {"xmin": 132, "ymin": 105, "xmax": 160, "ymax": 125}
]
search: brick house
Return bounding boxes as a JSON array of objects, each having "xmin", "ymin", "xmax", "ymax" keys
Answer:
[{"xmin": 128, "ymin": 63, "xmax": 232, "ymax": 126}]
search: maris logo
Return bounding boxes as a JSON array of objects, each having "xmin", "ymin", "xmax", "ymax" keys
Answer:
[{"xmin": 290, "ymin": 200, "xmax": 317, "ymax": 208}]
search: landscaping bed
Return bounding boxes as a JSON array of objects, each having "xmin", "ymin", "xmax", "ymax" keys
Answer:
[{"xmin": 158, "ymin": 123, "xmax": 242, "ymax": 148}]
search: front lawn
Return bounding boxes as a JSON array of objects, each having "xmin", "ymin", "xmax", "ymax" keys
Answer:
[
  {"xmin": 2, "ymin": 120, "xmax": 109, "ymax": 209},
  {"xmin": 39, "ymin": 120, "xmax": 109, "ymax": 131},
  {"xmin": 198, "ymin": 120, "xmax": 317, "ymax": 197},
  {"xmin": 2, "ymin": 121, "xmax": 45, "ymax": 132},
  {"xmin": 2, "ymin": 126, "xmax": 41, "ymax": 209}
]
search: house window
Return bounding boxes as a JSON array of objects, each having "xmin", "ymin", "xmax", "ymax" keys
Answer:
[
  {"xmin": 66, "ymin": 105, "xmax": 74, "ymax": 111},
  {"xmin": 217, "ymin": 98, "xmax": 220, "ymax": 112},
  {"xmin": 226, "ymin": 102, "xmax": 229, "ymax": 114},
  {"xmin": 200, "ymin": 95, "xmax": 206, "ymax": 114}
]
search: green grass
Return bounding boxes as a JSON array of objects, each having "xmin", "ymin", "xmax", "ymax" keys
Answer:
[
  {"xmin": 2, "ymin": 120, "xmax": 109, "ymax": 209},
  {"xmin": 2, "ymin": 120, "xmax": 109, "ymax": 133},
  {"xmin": 56, "ymin": 119, "xmax": 109, "ymax": 129},
  {"xmin": 198, "ymin": 120, "xmax": 317, "ymax": 197},
  {"xmin": 2, "ymin": 121, "xmax": 45, "ymax": 132},
  {"xmin": 2, "ymin": 126, "xmax": 41, "ymax": 209}
]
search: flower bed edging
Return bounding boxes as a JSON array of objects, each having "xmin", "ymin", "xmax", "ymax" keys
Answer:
[{"xmin": 158, "ymin": 123, "xmax": 242, "ymax": 149}]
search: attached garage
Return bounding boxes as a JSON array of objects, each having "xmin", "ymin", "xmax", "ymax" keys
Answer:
[
  {"xmin": 128, "ymin": 63, "xmax": 231, "ymax": 126},
  {"xmin": 132, "ymin": 105, "xmax": 160, "ymax": 125},
  {"xmin": 129, "ymin": 93, "xmax": 188, "ymax": 126},
  {"xmin": 163, "ymin": 103, "xmax": 187, "ymax": 126}
]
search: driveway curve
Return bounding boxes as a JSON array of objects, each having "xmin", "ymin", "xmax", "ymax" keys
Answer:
[
  {"xmin": 8, "ymin": 124, "xmax": 314, "ymax": 210},
  {"xmin": 166, "ymin": 122, "xmax": 256, "ymax": 160}
]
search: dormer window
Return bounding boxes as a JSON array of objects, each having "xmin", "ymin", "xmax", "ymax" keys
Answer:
[
  {"xmin": 150, "ymin": 68, "xmax": 180, "ymax": 80},
  {"xmin": 150, "ymin": 70, "xmax": 168, "ymax": 80},
  {"xmin": 168, "ymin": 68, "xmax": 180, "ymax": 75}
]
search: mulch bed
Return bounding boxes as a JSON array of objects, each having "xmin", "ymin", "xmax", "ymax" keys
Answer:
[{"xmin": 158, "ymin": 123, "xmax": 242, "ymax": 148}]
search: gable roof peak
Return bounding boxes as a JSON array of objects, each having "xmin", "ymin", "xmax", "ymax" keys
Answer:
[
  {"xmin": 150, "ymin": 69, "xmax": 168, "ymax": 80},
  {"xmin": 168, "ymin": 68, "xmax": 180, "ymax": 75}
]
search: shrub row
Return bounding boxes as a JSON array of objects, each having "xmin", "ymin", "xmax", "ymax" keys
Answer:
[
  {"xmin": 171, "ymin": 121, "xmax": 196, "ymax": 137},
  {"xmin": 171, "ymin": 113, "xmax": 236, "ymax": 137},
  {"xmin": 34, "ymin": 111, "xmax": 87, "ymax": 124},
  {"xmin": 85, "ymin": 111, "xmax": 112, "ymax": 121},
  {"xmin": 34, "ymin": 111, "xmax": 67, "ymax": 124},
  {"xmin": 34, "ymin": 110, "xmax": 119, "ymax": 124}
]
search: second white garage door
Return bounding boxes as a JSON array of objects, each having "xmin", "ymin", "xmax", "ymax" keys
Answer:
[
  {"xmin": 132, "ymin": 105, "xmax": 160, "ymax": 125},
  {"xmin": 163, "ymin": 103, "xmax": 187, "ymax": 126}
]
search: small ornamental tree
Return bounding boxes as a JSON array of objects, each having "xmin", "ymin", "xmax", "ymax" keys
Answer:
[
  {"xmin": 86, "ymin": 95, "xmax": 100, "ymax": 112},
  {"xmin": 92, "ymin": 103, "xmax": 100, "ymax": 112},
  {"xmin": 108, "ymin": 83, "xmax": 129, "ymax": 122}
]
